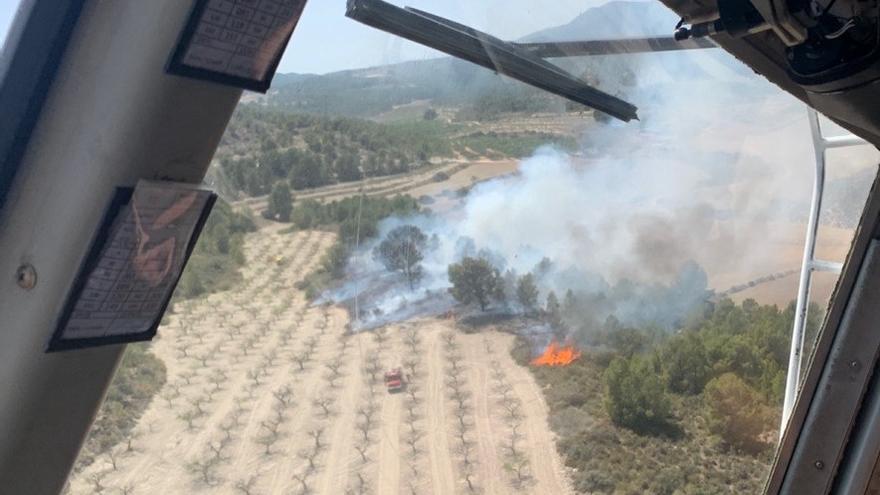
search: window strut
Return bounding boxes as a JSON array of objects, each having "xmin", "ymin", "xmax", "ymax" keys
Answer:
[{"xmin": 780, "ymin": 108, "xmax": 868, "ymax": 438}]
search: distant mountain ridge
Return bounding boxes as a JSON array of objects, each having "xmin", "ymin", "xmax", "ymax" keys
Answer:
[
  {"xmin": 265, "ymin": 1, "xmax": 723, "ymax": 118},
  {"xmin": 522, "ymin": 1, "xmax": 679, "ymax": 41}
]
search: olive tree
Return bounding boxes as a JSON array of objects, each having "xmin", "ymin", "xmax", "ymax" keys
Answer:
[
  {"xmin": 447, "ymin": 257, "xmax": 503, "ymax": 311},
  {"xmin": 373, "ymin": 225, "xmax": 427, "ymax": 290}
]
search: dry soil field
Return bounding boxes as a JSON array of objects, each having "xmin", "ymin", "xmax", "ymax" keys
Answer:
[
  {"xmin": 236, "ymin": 158, "xmax": 518, "ymax": 216},
  {"xmin": 68, "ymin": 224, "xmax": 572, "ymax": 495}
]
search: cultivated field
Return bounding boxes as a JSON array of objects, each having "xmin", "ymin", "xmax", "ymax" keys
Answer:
[
  {"xmin": 67, "ymin": 224, "xmax": 572, "ymax": 495},
  {"xmin": 235, "ymin": 158, "xmax": 522, "ymax": 218}
]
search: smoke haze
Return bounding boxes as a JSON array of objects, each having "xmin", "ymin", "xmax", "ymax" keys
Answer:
[{"xmin": 325, "ymin": 18, "xmax": 879, "ymax": 335}]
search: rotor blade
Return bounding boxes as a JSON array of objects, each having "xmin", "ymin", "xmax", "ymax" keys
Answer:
[
  {"xmin": 345, "ymin": 0, "xmax": 639, "ymax": 122},
  {"xmin": 404, "ymin": 7, "xmax": 573, "ymax": 79},
  {"xmin": 514, "ymin": 37, "xmax": 717, "ymax": 58}
]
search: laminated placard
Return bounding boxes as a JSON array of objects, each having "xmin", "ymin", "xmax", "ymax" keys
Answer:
[{"xmin": 48, "ymin": 180, "xmax": 216, "ymax": 351}]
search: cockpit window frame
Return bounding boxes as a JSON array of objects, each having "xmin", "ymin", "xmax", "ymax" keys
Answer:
[{"xmin": 0, "ymin": 0, "xmax": 88, "ymax": 214}]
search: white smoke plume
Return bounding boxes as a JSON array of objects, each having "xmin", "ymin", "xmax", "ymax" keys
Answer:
[{"xmin": 326, "ymin": 34, "xmax": 871, "ymax": 334}]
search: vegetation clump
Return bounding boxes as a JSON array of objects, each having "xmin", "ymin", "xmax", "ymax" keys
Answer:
[
  {"xmin": 264, "ymin": 182, "xmax": 293, "ymax": 222},
  {"xmin": 175, "ymin": 200, "xmax": 256, "ymax": 299},
  {"xmin": 373, "ymin": 225, "xmax": 427, "ymax": 290},
  {"xmin": 521, "ymin": 298, "xmax": 822, "ymax": 493},
  {"xmin": 448, "ymin": 256, "xmax": 505, "ymax": 311},
  {"xmin": 295, "ymin": 195, "xmax": 421, "ymax": 299}
]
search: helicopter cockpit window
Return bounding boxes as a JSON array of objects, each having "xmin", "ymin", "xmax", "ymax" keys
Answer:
[{"xmin": 60, "ymin": 1, "xmax": 879, "ymax": 494}]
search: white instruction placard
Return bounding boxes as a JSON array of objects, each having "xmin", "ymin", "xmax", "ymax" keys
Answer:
[
  {"xmin": 49, "ymin": 181, "xmax": 216, "ymax": 351},
  {"xmin": 169, "ymin": 0, "xmax": 307, "ymax": 91}
]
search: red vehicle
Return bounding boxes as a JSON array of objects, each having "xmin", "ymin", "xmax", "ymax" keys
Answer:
[{"xmin": 384, "ymin": 368, "xmax": 405, "ymax": 393}]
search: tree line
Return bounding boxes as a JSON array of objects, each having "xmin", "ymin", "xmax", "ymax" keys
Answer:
[
  {"xmin": 517, "ymin": 298, "xmax": 822, "ymax": 493},
  {"xmin": 216, "ymin": 106, "xmax": 454, "ymax": 198}
]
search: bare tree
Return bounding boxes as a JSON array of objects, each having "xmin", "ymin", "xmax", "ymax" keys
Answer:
[
  {"xmin": 123, "ymin": 430, "xmax": 141, "ymax": 454},
  {"xmin": 402, "ymin": 358, "xmax": 419, "ymax": 379},
  {"xmin": 208, "ymin": 369, "xmax": 227, "ymax": 393},
  {"xmin": 313, "ymin": 396, "xmax": 335, "ymax": 418},
  {"xmin": 187, "ymin": 459, "xmax": 218, "ymax": 486},
  {"xmin": 345, "ymin": 472, "xmax": 369, "ymax": 495},
  {"xmin": 255, "ymin": 419, "xmax": 282, "ymax": 456},
  {"xmin": 404, "ymin": 328, "xmax": 420, "ymax": 350},
  {"xmin": 178, "ymin": 410, "xmax": 199, "ymax": 430},
  {"xmin": 292, "ymin": 352, "xmax": 310, "ymax": 371},
  {"xmin": 307, "ymin": 427, "xmax": 325, "ymax": 451},
  {"xmin": 233, "ymin": 476, "xmax": 258, "ymax": 495},
  {"xmin": 180, "ymin": 370, "xmax": 196, "ymax": 386},
  {"xmin": 273, "ymin": 385, "xmax": 294, "ymax": 407},
  {"xmin": 291, "ymin": 473, "xmax": 311, "ymax": 495},
  {"xmin": 353, "ymin": 442, "xmax": 369, "ymax": 463},
  {"xmin": 207, "ymin": 440, "xmax": 229, "ymax": 462},
  {"xmin": 263, "ymin": 349, "xmax": 278, "ymax": 367},
  {"xmin": 197, "ymin": 352, "xmax": 211, "ymax": 367},
  {"xmin": 355, "ymin": 419, "xmax": 372, "ymax": 442},
  {"xmin": 298, "ymin": 448, "xmax": 320, "ymax": 474},
  {"xmin": 404, "ymin": 430, "xmax": 422, "ymax": 456},
  {"xmin": 219, "ymin": 419, "xmax": 236, "ymax": 441},
  {"xmin": 192, "ymin": 395, "xmax": 209, "ymax": 416},
  {"xmin": 504, "ymin": 452, "xmax": 531, "ymax": 488},
  {"xmin": 87, "ymin": 472, "xmax": 105, "ymax": 493},
  {"xmin": 325, "ymin": 358, "xmax": 344, "ymax": 379},
  {"xmin": 247, "ymin": 369, "xmax": 262, "ymax": 387},
  {"xmin": 364, "ymin": 356, "xmax": 382, "ymax": 385},
  {"xmin": 372, "ymin": 328, "xmax": 388, "ymax": 345},
  {"xmin": 161, "ymin": 390, "xmax": 176, "ymax": 408}
]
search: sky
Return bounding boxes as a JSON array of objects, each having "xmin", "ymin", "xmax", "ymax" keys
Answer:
[
  {"xmin": 0, "ymin": 0, "xmax": 18, "ymax": 52},
  {"xmin": 279, "ymin": 0, "xmax": 602, "ymax": 74},
  {"xmin": 0, "ymin": 0, "xmax": 603, "ymax": 74}
]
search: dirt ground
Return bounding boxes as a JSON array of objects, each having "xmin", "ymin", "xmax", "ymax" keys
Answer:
[
  {"xmin": 706, "ymin": 221, "xmax": 856, "ymax": 308},
  {"xmin": 67, "ymin": 224, "xmax": 572, "ymax": 495}
]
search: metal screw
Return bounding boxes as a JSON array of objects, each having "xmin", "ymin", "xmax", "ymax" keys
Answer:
[
  {"xmin": 15, "ymin": 264, "xmax": 37, "ymax": 290},
  {"xmin": 850, "ymin": 360, "xmax": 860, "ymax": 369},
  {"xmin": 815, "ymin": 460, "xmax": 825, "ymax": 470}
]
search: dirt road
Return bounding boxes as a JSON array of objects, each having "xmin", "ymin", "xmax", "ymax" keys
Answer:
[{"xmin": 67, "ymin": 224, "xmax": 572, "ymax": 495}]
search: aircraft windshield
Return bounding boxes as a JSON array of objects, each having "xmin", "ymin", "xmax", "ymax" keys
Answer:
[{"xmin": 64, "ymin": 1, "xmax": 879, "ymax": 494}]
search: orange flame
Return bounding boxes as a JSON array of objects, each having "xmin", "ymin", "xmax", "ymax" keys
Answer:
[{"xmin": 530, "ymin": 340, "xmax": 581, "ymax": 366}]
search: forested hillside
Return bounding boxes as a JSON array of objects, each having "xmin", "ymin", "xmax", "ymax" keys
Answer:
[{"xmin": 211, "ymin": 105, "xmax": 576, "ymax": 201}]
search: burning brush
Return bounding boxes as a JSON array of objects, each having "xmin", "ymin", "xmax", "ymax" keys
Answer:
[{"xmin": 530, "ymin": 340, "xmax": 582, "ymax": 367}]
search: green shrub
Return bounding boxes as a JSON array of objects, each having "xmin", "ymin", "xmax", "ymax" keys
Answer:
[
  {"xmin": 175, "ymin": 200, "xmax": 254, "ymax": 299},
  {"xmin": 663, "ymin": 332, "xmax": 711, "ymax": 395},
  {"xmin": 604, "ymin": 356, "xmax": 676, "ymax": 436},
  {"xmin": 703, "ymin": 372, "xmax": 774, "ymax": 454}
]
